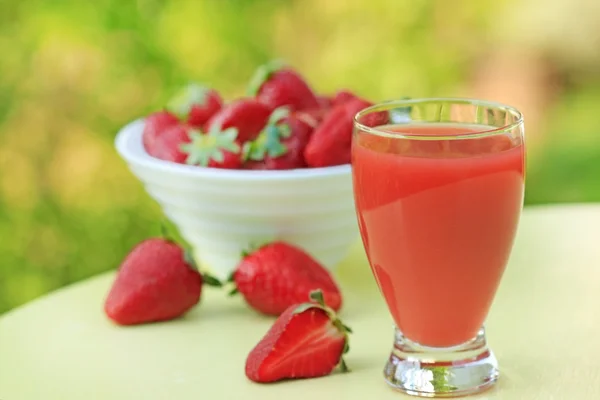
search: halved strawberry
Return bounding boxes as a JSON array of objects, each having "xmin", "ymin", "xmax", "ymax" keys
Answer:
[
  {"xmin": 242, "ymin": 107, "xmax": 313, "ymax": 170},
  {"xmin": 145, "ymin": 124, "xmax": 192, "ymax": 163},
  {"xmin": 181, "ymin": 128, "xmax": 242, "ymax": 169},
  {"xmin": 230, "ymin": 241, "xmax": 342, "ymax": 315},
  {"xmin": 142, "ymin": 111, "xmax": 180, "ymax": 154},
  {"xmin": 168, "ymin": 83, "xmax": 223, "ymax": 129},
  {"xmin": 304, "ymin": 98, "xmax": 372, "ymax": 167},
  {"xmin": 248, "ymin": 60, "xmax": 320, "ymax": 111},
  {"xmin": 245, "ymin": 290, "xmax": 351, "ymax": 383},
  {"xmin": 206, "ymin": 99, "xmax": 272, "ymax": 144}
]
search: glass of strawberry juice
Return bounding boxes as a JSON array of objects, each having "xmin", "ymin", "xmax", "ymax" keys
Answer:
[{"xmin": 351, "ymin": 98, "xmax": 525, "ymax": 397}]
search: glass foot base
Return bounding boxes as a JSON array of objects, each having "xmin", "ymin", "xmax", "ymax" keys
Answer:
[{"xmin": 383, "ymin": 327, "xmax": 498, "ymax": 398}]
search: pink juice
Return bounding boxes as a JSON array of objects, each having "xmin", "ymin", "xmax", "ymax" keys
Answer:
[{"xmin": 352, "ymin": 124, "xmax": 525, "ymax": 347}]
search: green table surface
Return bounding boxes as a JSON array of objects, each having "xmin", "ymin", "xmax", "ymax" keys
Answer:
[{"xmin": 1, "ymin": 205, "xmax": 599, "ymax": 399}]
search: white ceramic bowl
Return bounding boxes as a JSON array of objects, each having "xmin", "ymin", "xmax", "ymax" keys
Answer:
[{"xmin": 115, "ymin": 119, "xmax": 358, "ymax": 279}]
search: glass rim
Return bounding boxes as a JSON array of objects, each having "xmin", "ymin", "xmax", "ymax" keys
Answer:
[{"xmin": 354, "ymin": 97, "xmax": 524, "ymax": 140}]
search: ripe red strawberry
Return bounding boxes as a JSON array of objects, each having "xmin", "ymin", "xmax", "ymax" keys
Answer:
[
  {"xmin": 168, "ymin": 83, "xmax": 223, "ymax": 129},
  {"xmin": 317, "ymin": 95, "xmax": 332, "ymax": 109},
  {"xmin": 358, "ymin": 108, "xmax": 391, "ymax": 128},
  {"xmin": 331, "ymin": 89, "xmax": 359, "ymax": 106},
  {"xmin": 297, "ymin": 95, "xmax": 332, "ymax": 125},
  {"xmin": 230, "ymin": 241, "xmax": 342, "ymax": 316},
  {"xmin": 181, "ymin": 128, "xmax": 242, "ymax": 169},
  {"xmin": 243, "ymin": 108, "xmax": 314, "ymax": 170},
  {"xmin": 294, "ymin": 110, "xmax": 320, "ymax": 130},
  {"xmin": 206, "ymin": 99, "xmax": 272, "ymax": 144},
  {"xmin": 208, "ymin": 149, "xmax": 242, "ymax": 169},
  {"xmin": 145, "ymin": 124, "xmax": 192, "ymax": 163},
  {"xmin": 248, "ymin": 60, "xmax": 320, "ymax": 111},
  {"xmin": 142, "ymin": 111, "xmax": 180, "ymax": 153},
  {"xmin": 245, "ymin": 290, "xmax": 351, "ymax": 383},
  {"xmin": 299, "ymin": 106, "xmax": 330, "ymax": 125},
  {"xmin": 104, "ymin": 238, "xmax": 221, "ymax": 325},
  {"xmin": 304, "ymin": 98, "xmax": 372, "ymax": 167}
]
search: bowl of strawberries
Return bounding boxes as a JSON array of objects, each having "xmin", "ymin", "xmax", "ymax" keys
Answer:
[{"xmin": 115, "ymin": 60, "xmax": 372, "ymax": 279}]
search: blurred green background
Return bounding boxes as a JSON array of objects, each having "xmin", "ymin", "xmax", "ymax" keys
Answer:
[{"xmin": 1, "ymin": 0, "xmax": 599, "ymax": 314}]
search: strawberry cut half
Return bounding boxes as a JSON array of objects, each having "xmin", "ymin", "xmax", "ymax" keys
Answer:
[{"xmin": 245, "ymin": 290, "xmax": 352, "ymax": 383}]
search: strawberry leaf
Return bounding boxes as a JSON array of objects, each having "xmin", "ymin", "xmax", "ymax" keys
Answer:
[
  {"xmin": 267, "ymin": 106, "xmax": 291, "ymax": 125},
  {"xmin": 181, "ymin": 128, "xmax": 240, "ymax": 166},
  {"xmin": 332, "ymin": 318, "xmax": 353, "ymax": 336},
  {"xmin": 226, "ymin": 271, "xmax": 236, "ymax": 283},
  {"xmin": 241, "ymin": 239, "xmax": 273, "ymax": 257},
  {"xmin": 247, "ymin": 59, "xmax": 287, "ymax": 96},
  {"xmin": 342, "ymin": 323, "xmax": 353, "ymax": 334},
  {"xmin": 241, "ymin": 142, "xmax": 253, "ymax": 162},
  {"xmin": 168, "ymin": 83, "xmax": 211, "ymax": 118},
  {"xmin": 264, "ymin": 125, "xmax": 287, "ymax": 156},
  {"xmin": 226, "ymin": 272, "xmax": 240, "ymax": 296},
  {"xmin": 339, "ymin": 358, "xmax": 350, "ymax": 373},
  {"xmin": 309, "ymin": 289, "xmax": 326, "ymax": 307},
  {"xmin": 183, "ymin": 249, "xmax": 199, "ymax": 271},
  {"xmin": 243, "ymin": 140, "xmax": 265, "ymax": 162},
  {"xmin": 201, "ymin": 273, "xmax": 223, "ymax": 287},
  {"xmin": 243, "ymin": 107, "xmax": 291, "ymax": 161},
  {"xmin": 159, "ymin": 221, "xmax": 173, "ymax": 242},
  {"xmin": 293, "ymin": 290, "xmax": 330, "ymax": 314}
]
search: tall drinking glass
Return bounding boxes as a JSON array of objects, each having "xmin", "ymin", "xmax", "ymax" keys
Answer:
[{"xmin": 351, "ymin": 99, "xmax": 525, "ymax": 397}]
